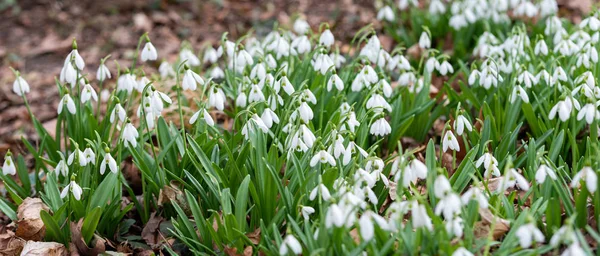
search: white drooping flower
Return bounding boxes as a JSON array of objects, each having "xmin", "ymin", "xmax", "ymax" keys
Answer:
[
  {"xmin": 394, "ymin": 159, "xmax": 428, "ymax": 187},
  {"xmin": 110, "ymin": 103, "xmax": 127, "ymax": 124},
  {"xmin": 96, "ymin": 63, "xmax": 111, "ymax": 81},
  {"xmin": 310, "ymin": 150, "xmax": 336, "ymax": 167},
  {"xmin": 442, "ymin": 131, "xmax": 460, "ymax": 152},
  {"xmin": 301, "ymin": 206, "xmax": 315, "ymax": 220},
  {"xmin": 291, "ymin": 35, "xmax": 312, "ymax": 55},
  {"xmin": 319, "ymin": 29, "xmax": 335, "ymax": 47},
  {"xmin": 327, "ymin": 73, "xmax": 344, "ymax": 91},
  {"xmin": 475, "ymin": 152, "xmax": 500, "ymax": 177},
  {"xmin": 208, "ymin": 86, "xmax": 226, "ymax": 111},
  {"xmin": 497, "ymin": 168, "xmax": 530, "ymax": 192},
  {"xmin": 180, "ymin": 49, "xmax": 201, "ymax": 66},
  {"xmin": 436, "ymin": 60, "xmax": 454, "ymax": 76},
  {"xmin": 419, "ymin": 31, "xmax": 431, "ymax": 49},
  {"xmin": 58, "ymin": 95, "xmax": 76, "ymax": 115},
  {"xmin": 571, "ymin": 166, "xmax": 598, "ymax": 193},
  {"xmin": 241, "ymin": 114, "xmax": 269, "ymax": 140},
  {"xmin": 377, "ymin": 6, "xmax": 395, "ymax": 22},
  {"xmin": 370, "ymin": 118, "xmax": 391, "ymax": 136},
  {"xmin": 313, "ymin": 52, "xmax": 334, "ymax": 75},
  {"xmin": 309, "ymin": 184, "xmax": 331, "ymax": 201},
  {"xmin": 100, "ymin": 152, "xmax": 117, "ymax": 175},
  {"xmin": 549, "ymin": 98, "xmax": 580, "ymax": 122},
  {"xmin": 293, "ymin": 19, "xmax": 310, "ymax": 34},
  {"xmin": 81, "ymin": 83, "xmax": 98, "ymax": 103},
  {"xmin": 452, "ymin": 247, "xmax": 473, "ymax": 256},
  {"xmin": 159, "ymin": 61, "xmax": 175, "ymax": 78},
  {"xmin": 535, "ymin": 164, "xmax": 557, "ymax": 183},
  {"xmin": 453, "ymin": 115, "xmax": 472, "ymax": 136},
  {"xmin": 446, "ymin": 216, "xmax": 464, "ymax": 238},
  {"xmin": 12, "ymin": 76, "xmax": 30, "ymax": 96},
  {"xmin": 461, "ymin": 187, "xmax": 489, "ymax": 209},
  {"xmin": 279, "ymin": 235, "xmax": 302, "ymax": 256},
  {"xmin": 516, "ymin": 222, "xmax": 545, "ymax": 248},
  {"xmin": 2, "ymin": 152, "xmax": 16, "ymax": 176},
  {"xmin": 411, "ymin": 201, "xmax": 433, "ymax": 231},
  {"xmin": 122, "ymin": 122, "xmax": 139, "ymax": 148},
  {"xmin": 510, "ymin": 85, "xmax": 529, "ymax": 104},
  {"xmin": 260, "ymin": 108, "xmax": 279, "ymax": 129},
  {"xmin": 190, "ymin": 109, "xmax": 214, "ymax": 126},
  {"xmin": 60, "ymin": 180, "xmax": 83, "ymax": 201},
  {"xmin": 182, "ymin": 69, "xmax": 204, "ymax": 91},
  {"xmin": 577, "ymin": 103, "xmax": 600, "ymax": 124},
  {"xmin": 203, "ymin": 47, "xmax": 218, "ymax": 64},
  {"xmin": 534, "ymin": 40, "xmax": 549, "ymax": 56},
  {"xmin": 141, "ymin": 42, "xmax": 158, "ymax": 62},
  {"xmin": 55, "ymin": 159, "xmax": 69, "ymax": 178}
]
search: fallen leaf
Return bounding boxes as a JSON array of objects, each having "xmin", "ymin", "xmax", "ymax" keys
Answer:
[
  {"xmin": 70, "ymin": 219, "xmax": 106, "ymax": 256},
  {"xmin": 474, "ymin": 208, "xmax": 510, "ymax": 240},
  {"xmin": 0, "ymin": 230, "xmax": 25, "ymax": 255},
  {"xmin": 158, "ymin": 181, "xmax": 189, "ymax": 213},
  {"xmin": 20, "ymin": 241, "xmax": 66, "ymax": 256},
  {"xmin": 141, "ymin": 212, "xmax": 165, "ymax": 249},
  {"xmin": 16, "ymin": 198, "xmax": 49, "ymax": 241},
  {"xmin": 246, "ymin": 229, "xmax": 260, "ymax": 245}
]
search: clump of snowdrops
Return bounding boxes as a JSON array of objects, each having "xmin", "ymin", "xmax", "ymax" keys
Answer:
[{"xmin": 3, "ymin": 1, "xmax": 600, "ymax": 255}]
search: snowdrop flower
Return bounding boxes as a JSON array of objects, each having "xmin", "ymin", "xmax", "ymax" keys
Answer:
[
  {"xmin": 419, "ymin": 31, "xmax": 431, "ymax": 49},
  {"xmin": 203, "ymin": 47, "xmax": 218, "ymax": 64},
  {"xmin": 140, "ymin": 42, "xmax": 158, "ymax": 62},
  {"xmin": 319, "ymin": 29, "xmax": 334, "ymax": 47},
  {"xmin": 510, "ymin": 85, "xmax": 529, "ymax": 104},
  {"xmin": 235, "ymin": 49, "xmax": 254, "ymax": 71},
  {"xmin": 518, "ymin": 71, "xmax": 538, "ymax": 88},
  {"xmin": 562, "ymin": 242, "xmax": 585, "ymax": 256},
  {"xmin": 310, "ymin": 150, "xmax": 336, "ymax": 167},
  {"xmin": 366, "ymin": 94, "xmax": 392, "ymax": 112},
  {"xmin": 516, "ymin": 222, "xmax": 545, "ymax": 248},
  {"xmin": 571, "ymin": 166, "xmax": 597, "ymax": 193},
  {"xmin": 434, "ymin": 175, "xmax": 452, "ymax": 198},
  {"xmin": 461, "ymin": 187, "xmax": 489, "ymax": 209},
  {"xmin": 261, "ymin": 108, "xmax": 279, "ymax": 128},
  {"xmin": 180, "ymin": 49, "xmax": 200, "ymax": 66},
  {"xmin": 279, "ymin": 75, "xmax": 295, "ymax": 95},
  {"xmin": 291, "ymin": 35, "xmax": 311, "ymax": 55},
  {"xmin": 514, "ymin": 1, "xmax": 538, "ymax": 17},
  {"xmin": 64, "ymin": 47, "xmax": 85, "ymax": 70},
  {"xmin": 425, "ymin": 57, "xmax": 439, "ymax": 73},
  {"xmin": 435, "ymin": 193, "xmax": 462, "ymax": 219},
  {"xmin": 248, "ymin": 84, "xmax": 265, "ymax": 103},
  {"xmin": 293, "ymin": 19, "xmax": 310, "ymax": 34},
  {"xmin": 55, "ymin": 159, "xmax": 69, "ymax": 177},
  {"xmin": 446, "ymin": 216, "xmax": 464, "ymax": 238},
  {"xmin": 370, "ymin": 118, "xmax": 391, "ymax": 136},
  {"xmin": 82, "ymin": 148, "xmax": 95, "ymax": 165},
  {"xmin": 241, "ymin": 114, "xmax": 269, "ymax": 139},
  {"xmin": 452, "ymin": 247, "xmax": 473, "ymax": 256},
  {"xmin": 436, "ymin": 60, "xmax": 454, "ymax": 76},
  {"xmin": 301, "ymin": 206, "xmax": 315, "ymax": 220},
  {"xmin": 58, "ymin": 95, "xmax": 76, "ymax": 115},
  {"xmin": 182, "ymin": 69, "xmax": 204, "ymax": 91},
  {"xmin": 96, "ymin": 63, "xmax": 111, "ymax": 81},
  {"xmin": 580, "ymin": 16, "xmax": 600, "ymax": 31},
  {"xmin": 411, "ymin": 201, "xmax": 433, "ymax": 231},
  {"xmin": 453, "ymin": 115, "xmax": 472, "ymax": 136},
  {"xmin": 377, "ymin": 6, "xmax": 395, "ymax": 21},
  {"xmin": 429, "ymin": 0, "xmax": 446, "ymax": 15},
  {"xmin": 60, "ymin": 59, "xmax": 77, "ymax": 85},
  {"xmin": 476, "ymin": 153, "xmax": 500, "ymax": 177},
  {"xmin": 209, "ymin": 67, "xmax": 224, "ymax": 79},
  {"xmin": 313, "ymin": 52, "xmax": 334, "ymax": 75},
  {"xmin": 534, "ymin": 40, "xmax": 549, "ymax": 56},
  {"xmin": 110, "ymin": 103, "xmax": 127, "ymax": 124},
  {"xmin": 61, "ymin": 180, "xmax": 83, "ymax": 200},
  {"xmin": 81, "ymin": 83, "xmax": 98, "ymax": 103},
  {"xmin": 158, "ymin": 61, "xmax": 175, "ymax": 78},
  {"xmin": 2, "ymin": 151, "xmax": 16, "ymax": 175},
  {"xmin": 122, "ymin": 122, "xmax": 139, "ymax": 148},
  {"xmin": 358, "ymin": 211, "xmax": 392, "ymax": 241},
  {"xmin": 12, "ymin": 75, "xmax": 30, "ymax": 96},
  {"xmin": 342, "ymin": 141, "xmax": 368, "ymax": 165},
  {"xmin": 100, "ymin": 152, "xmax": 117, "ymax": 175},
  {"xmin": 251, "ymin": 62, "xmax": 267, "ymax": 80},
  {"xmin": 549, "ymin": 98, "xmax": 579, "ymax": 121},
  {"xmin": 208, "ymin": 87, "xmax": 226, "ymax": 111},
  {"xmin": 236, "ymin": 92, "xmax": 248, "ymax": 108},
  {"xmin": 117, "ymin": 74, "xmax": 137, "ymax": 94},
  {"xmin": 497, "ymin": 168, "xmax": 530, "ymax": 192},
  {"xmin": 325, "ymin": 204, "xmax": 346, "ymax": 228},
  {"xmin": 577, "ymin": 103, "xmax": 599, "ymax": 124},
  {"xmin": 309, "ymin": 184, "xmax": 331, "ymax": 201},
  {"xmin": 536, "ymin": 164, "xmax": 557, "ymax": 183},
  {"xmin": 279, "ymin": 235, "xmax": 302, "ymax": 255},
  {"xmin": 394, "ymin": 159, "xmax": 428, "ymax": 187},
  {"xmin": 326, "ymin": 73, "xmax": 344, "ymax": 91},
  {"xmin": 190, "ymin": 109, "xmax": 214, "ymax": 126},
  {"xmin": 442, "ymin": 131, "xmax": 460, "ymax": 152}
]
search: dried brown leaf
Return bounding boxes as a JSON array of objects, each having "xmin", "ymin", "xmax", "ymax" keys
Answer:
[
  {"xmin": 0, "ymin": 230, "xmax": 25, "ymax": 255},
  {"xmin": 20, "ymin": 241, "xmax": 66, "ymax": 256},
  {"xmin": 141, "ymin": 212, "xmax": 165, "ymax": 249},
  {"xmin": 16, "ymin": 198, "xmax": 49, "ymax": 241},
  {"xmin": 474, "ymin": 208, "xmax": 510, "ymax": 240},
  {"xmin": 70, "ymin": 219, "xmax": 106, "ymax": 256}
]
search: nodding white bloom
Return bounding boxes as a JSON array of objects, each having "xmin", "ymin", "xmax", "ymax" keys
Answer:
[
  {"xmin": 359, "ymin": 211, "xmax": 392, "ymax": 241},
  {"xmin": 140, "ymin": 42, "xmax": 158, "ymax": 62},
  {"xmin": 217, "ymin": 40, "xmax": 235, "ymax": 58},
  {"xmin": 442, "ymin": 131, "xmax": 460, "ymax": 152},
  {"xmin": 370, "ymin": 118, "xmax": 391, "ymax": 136},
  {"xmin": 429, "ymin": 0, "xmax": 446, "ymax": 15},
  {"xmin": 236, "ymin": 92, "xmax": 247, "ymax": 108},
  {"xmin": 267, "ymin": 34, "xmax": 291, "ymax": 59},
  {"xmin": 301, "ymin": 206, "xmax": 315, "ymax": 220},
  {"xmin": 446, "ymin": 216, "xmax": 464, "ymax": 238},
  {"xmin": 182, "ymin": 69, "xmax": 204, "ymax": 91},
  {"xmin": 436, "ymin": 60, "xmax": 454, "ymax": 76},
  {"xmin": 122, "ymin": 122, "xmax": 139, "ymax": 148},
  {"xmin": 80, "ymin": 84, "xmax": 98, "ymax": 103},
  {"xmin": 136, "ymin": 76, "xmax": 151, "ymax": 92},
  {"xmin": 461, "ymin": 187, "xmax": 489, "ymax": 209},
  {"xmin": 536, "ymin": 164, "xmax": 557, "ymax": 183},
  {"xmin": 325, "ymin": 204, "xmax": 346, "ymax": 228},
  {"xmin": 435, "ymin": 192, "xmax": 462, "ymax": 219},
  {"xmin": 82, "ymin": 148, "xmax": 95, "ymax": 165},
  {"xmin": 377, "ymin": 6, "xmax": 395, "ymax": 21},
  {"xmin": 561, "ymin": 242, "xmax": 585, "ymax": 256},
  {"xmin": 55, "ymin": 159, "xmax": 69, "ymax": 177},
  {"xmin": 158, "ymin": 61, "xmax": 175, "ymax": 78},
  {"xmin": 241, "ymin": 114, "xmax": 269, "ymax": 139},
  {"xmin": 110, "ymin": 103, "xmax": 127, "ymax": 124},
  {"xmin": 12, "ymin": 76, "xmax": 30, "ymax": 96},
  {"xmin": 61, "ymin": 180, "xmax": 83, "ymax": 200},
  {"xmin": 248, "ymin": 84, "xmax": 265, "ymax": 103},
  {"xmin": 331, "ymin": 135, "xmax": 346, "ymax": 158},
  {"xmin": 434, "ymin": 175, "xmax": 452, "ymax": 199},
  {"xmin": 60, "ymin": 60, "xmax": 77, "ymax": 85},
  {"xmin": 510, "ymin": 85, "xmax": 529, "ymax": 104},
  {"xmin": 310, "ymin": 150, "xmax": 336, "ymax": 167},
  {"xmin": 452, "ymin": 247, "xmax": 473, "ymax": 256},
  {"xmin": 425, "ymin": 57, "xmax": 439, "ymax": 73},
  {"xmin": 203, "ymin": 47, "xmax": 218, "ymax": 64},
  {"xmin": 291, "ymin": 35, "xmax": 311, "ymax": 55},
  {"xmin": 208, "ymin": 87, "xmax": 226, "ymax": 111},
  {"xmin": 293, "ymin": 19, "xmax": 310, "ymax": 34},
  {"xmin": 549, "ymin": 98, "xmax": 579, "ymax": 121},
  {"xmin": 571, "ymin": 166, "xmax": 598, "ymax": 193},
  {"xmin": 190, "ymin": 109, "xmax": 214, "ymax": 126},
  {"xmin": 250, "ymin": 62, "xmax": 266, "ymax": 80},
  {"xmin": 398, "ymin": 72, "xmax": 416, "ymax": 87},
  {"xmin": 58, "ymin": 95, "xmax": 76, "ymax": 115},
  {"xmin": 361, "ymin": 65, "xmax": 378, "ymax": 84},
  {"xmin": 327, "ymin": 73, "xmax": 344, "ymax": 91},
  {"xmin": 180, "ymin": 49, "xmax": 200, "ymax": 66},
  {"xmin": 394, "ymin": 159, "xmax": 428, "ymax": 187},
  {"xmin": 553, "ymin": 66, "xmax": 567, "ymax": 82},
  {"xmin": 209, "ymin": 67, "xmax": 224, "ymax": 79},
  {"xmin": 498, "ymin": 168, "xmax": 530, "ymax": 192},
  {"xmin": 577, "ymin": 103, "xmax": 600, "ymax": 124},
  {"xmin": 419, "ymin": 32, "xmax": 431, "ymax": 49},
  {"xmin": 2, "ymin": 152, "xmax": 16, "ymax": 175},
  {"xmin": 309, "ymin": 184, "xmax": 331, "ymax": 201},
  {"xmin": 580, "ymin": 16, "xmax": 600, "ymax": 31},
  {"xmin": 117, "ymin": 73, "xmax": 137, "ymax": 94},
  {"xmin": 516, "ymin": 222, "xmax": 545, "ymax": 248},
  {"xmin": 319, "ymin": 29, "xmax": 334, "ymax": 47},
  {"xmin": 100, "ymin": 152, "xmax": 117, "ymax": 175},
  {"xmin": 366, "ymin": 94, "xmax": 392, "ymax": 113},
  {"xmin": 261, "ymin": 108, "xmax": 279, "ymax": 128},
  {"xmin": 518, "ymin": 71, "xmax": 538, "ymax": 88},
  {"xmin": 453, "ymin": 115, "xmax": 472, "ymax": 136},
  {"xmin": 296, "ymin": 102, "xmax": 314, "ymax": 123},
  {"xmin": 534, "ymin": 40, "xmax": 549, "ymax": 56},
  {"xmin": 235, "ymin": 49, "xmax": 254, "ymax": 71},
  {"xmin": 96, "ymin": 63, "xmax": 111, "ymax": 81},
  {"xmin": 342, "ymin": 141, "xmax": 368, "ymax": 165},
  {"xmin": 279, "ymin": 235, "xmax": 302, "ymax": 256},
  {"xmin": 278, "ymin": 76, "xmax": 295, "ymax": 95},
  {"xmin": 411, "ymin": 201, "xmax": 433, "ymax": 231},
  {"xmin": 64, "ymin": 48, "xmax": 85, "ymax": 71},
  {"xmin": 313, "ymin": 52, "xmax": 334, "ymax": 75},
  {"xmin": 475, "ymin": 153, "xmax": 500, "ymax": 177}
]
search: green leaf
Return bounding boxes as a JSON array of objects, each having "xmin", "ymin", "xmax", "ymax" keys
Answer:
[{"xmin": 81, "ymin": 207, "xmax": 103, "ymax": 244}]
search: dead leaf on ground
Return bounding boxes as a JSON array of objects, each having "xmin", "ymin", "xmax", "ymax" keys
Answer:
[
  {"xmin": 141, "ymin": 212, "xmax": 166, "ymax": 249},
  {"xmin": 20, "ymin": 241, "xmax": 66, "ymax": 256},
  {"xmin": 0, "ymin": 230, "xmax": 25, "ymax": 255},
  {"xmin": 474, "ymin": 208, "xmax": 510, "ymax": 240},
  {"xmin": 158, "ymin": 181, "xmax": 189, "ymax": 213},
  {"xmin": 16, "ymin": 197, "xmax": 49, "ymax": 241},
  {"xmin": 70, "ymin": 219, "xmax": 106, "ymax": 256},
  {"xmin": 246, "ymin": 229, "xmax": 260, "ymax": 245}
]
